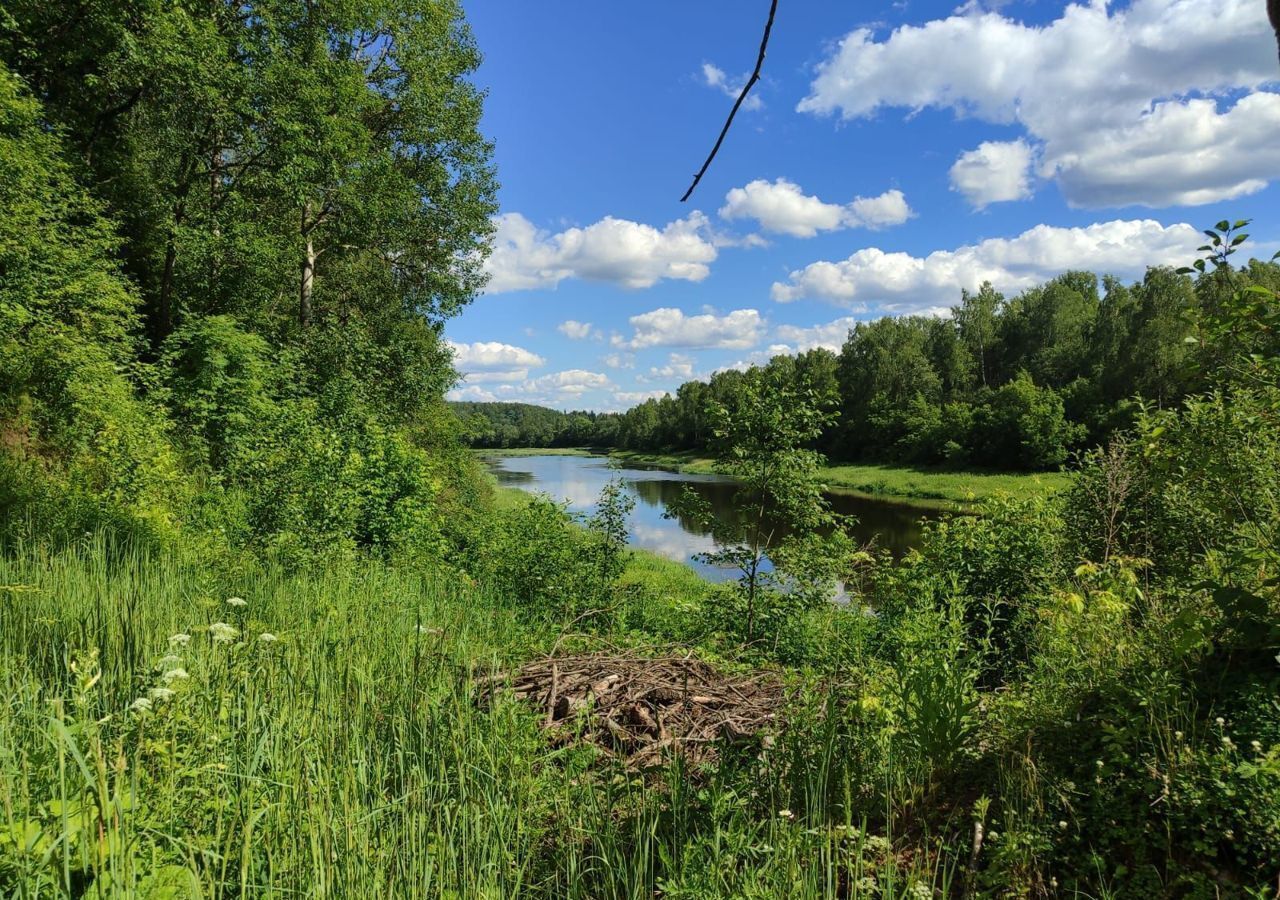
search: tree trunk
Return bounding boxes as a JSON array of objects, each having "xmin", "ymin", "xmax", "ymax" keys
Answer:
[
  {"xmin": 154, "ymin": 201, "xmax": 184, "ymax": 348},
  {"xmin": 300, "ymin": 226, "xmax": 315, "ymax": 327}
]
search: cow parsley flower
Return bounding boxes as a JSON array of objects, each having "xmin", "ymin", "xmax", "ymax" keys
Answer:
[
  {"xmin": 157, "ymin": 655, "xmax": 183, "ymax": 670},
  {"xmin": 148, "ymin": 687, "xmax": 175, "ymax": 702},
  {"xmin": 168, "ymin": 633, "xmax": 191, "ymax": 647},
  {"xmin": 258, "ymin": 632, "xmax": 277, "ymax": 643},
  {"xmin": 210, "ymin": 622, "xmax": 238, "ymax": 643},
  {"xmin": 129, "ymin": 697, "xmax": 153, "ymax": 713},
  {"xmin": 226, "ymin": 597, "xmax": 247, "ymax": 608},
  {"xmin": 161, "ymin": 667, "xmax": 189, "ymax": 684}
]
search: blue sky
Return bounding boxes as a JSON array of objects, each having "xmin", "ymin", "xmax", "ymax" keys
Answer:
[{"xmin": 445, "ymin": 0, "xmax": 1280, "ymax": 411}]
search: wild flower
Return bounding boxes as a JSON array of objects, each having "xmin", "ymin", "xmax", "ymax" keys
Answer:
[
  {"xmin": 1174, "ymin": 730, "xmax": 1184, "ymax": 741},
  {"xmin": 148, "ymin": 687, "xmax": 175, "ymax": 702},
  {"xmin": 169, "ymin": 633, "xmax": 192, "ymax": 647},
  {"xmin": 259, "ymin": 632, "xmax": 278, "ymax": 643},
  {"xmin": 1058, "ymin": 820, "xmax": 1068, "ymax": 829},
  {"xmin": 157, "ymin": 655, "xmax": 183, "ymax": 670},
  {"xmin": 210, "ymin": 622, "xmax": 239, "ymax": 643},
  {"xmin": 129, "ymin": 697, "xmax": 153, "ymax": 713},
  {"xmin": 161, "ymin": 668, "xmax": 189, "ymax": 684},
  {"xmin": 1215, "ymin": 717, "xmax": 1225, "ymax": 726},
  {"xmin": 226, "ymin": 597, "xmax": 247, "ymax": 607},
  {"xmin": 778, "ymin": 809, "xmax": 795, "ymax": 821},
  {"xmin": 1251, "ymin": 740, "xmax": 1262, "ymax": 752},
  {"xmin": 909, "ymin": 883, "xmax": 932, "ymax": 898}
]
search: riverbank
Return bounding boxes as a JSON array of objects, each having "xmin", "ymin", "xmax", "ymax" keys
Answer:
[{"xmin": 608, "ymin": 451, "xmax": 1070, "ymax": 509}]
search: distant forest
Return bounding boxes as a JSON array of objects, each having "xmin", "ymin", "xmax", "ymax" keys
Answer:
[{"xmin": 454, "ymin": 261, "xmax": 1280, "ymax": 470}]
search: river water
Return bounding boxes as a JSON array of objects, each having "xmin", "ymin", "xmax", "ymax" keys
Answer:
[{"xmin": 484, "ymin": 453, "xmax": 940, "ymax": 582}]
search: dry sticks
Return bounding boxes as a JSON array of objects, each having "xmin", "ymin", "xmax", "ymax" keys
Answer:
[
  {"xmin": 479, "ymin": 651, "xmax": 784, "ymax": 769},
  {"xmin": 680, "ymin": 0, "xmax": 779, "ymax": 202}
]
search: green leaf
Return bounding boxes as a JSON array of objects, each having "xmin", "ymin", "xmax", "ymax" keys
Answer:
[
  {"xmin": 1215, "ymin": 220, "xmax": 1231, "ymax": 232},
  {"xmin": 1230, "ymin": 233, "xmax": 1248, "ymax": 246}
]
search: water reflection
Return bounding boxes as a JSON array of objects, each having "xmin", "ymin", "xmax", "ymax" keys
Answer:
[{"xmin": 485, "ymin": 453, "xmax": 938, "ymax": 583}]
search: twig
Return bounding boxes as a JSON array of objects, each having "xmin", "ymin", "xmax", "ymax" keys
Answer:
[{"xmin": 680, "ymin": 0, "xmax": 779, "ymax": 202}]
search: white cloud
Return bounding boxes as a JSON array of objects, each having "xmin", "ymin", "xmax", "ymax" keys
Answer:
[
  {"xmin": 484, "ymin": 212, "xmax": 719, "ymax": 293},
  {"xmin": 447, "ymin": 385, "xmax": 498, "ymax": 402},
  {"xmin": 648, "ymin": 353, "xmax": 696, "ymax": 380},
  {"xmin": 799, "ymin": 0, "xmax": 1280, "ymax": 208},
  {"xmin": 614, "ymin": 307, "xmax": 765, "ymax": 350},
  {"xmin": 719, "ymin": 179, "xmax": 913, "ymax": 237},
  {"xmin": 519, "ymin": 369, "xmax": 612, "ymax": 396},
  {"xmin": 701, "ymin": 62, "xmax": 763, "ymax": 111},
  {"xmin": 558, "ymin": 319, "xmax": 597, "ymax": 340},
  {"xmin": 448, "ymin": 340, "xmax": 545, "ymax": 384},
  {"xmin": 773, "ymin": 317, "xmax": 862, "ymax": 352},
  {"xmin": 602, "ymin": 352, "xmax": 635, "ymax": 369},
  {"xmin": 448, "ymin": 340, "xmax": 544, "ymax": 370},
  {"xmin": 949, "ymin": 139, "xmax": 1035, "ymax": 207},
  {"xmin": 772, "ymin": 218, "xmax": 1200, "ymax": 310}
]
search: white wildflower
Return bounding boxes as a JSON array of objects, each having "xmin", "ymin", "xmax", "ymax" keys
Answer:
[
  {"xmin": 129, "ymin": 697, "xmax": 153, "ymax": 713},
  {"xmin": 258, "ymin": 632, "xmax": 278, "ymax": 643},
  {"xmin": 168, "ymin": 633, "xmax": 191, "ymax": 647},
  {"xmin": 161, "ymin": 668, "xmax": 189, "ymax": 684},
  {"xmin": 210, "ymin": 622, "xmax": 238, "ymax": 643},
  {"xmin": 157, "ymin": 655, "xmax": 183, "ymax": 670},
  {"xmin": 226, "ymin": 597, "xmax": 247, "ymax": 608},
  {"xmin": 148, "ymin": 687, "xmax": 175, "ymax": 702},
  {"xmin": 1174, "ymin": 731, "xmax": 1184, "ymax": 741},
  {"xmin": 1058, "ymin": 820, "xmax": 1068, "ymax": 830},
  {"xmin": 1215, "ymin": 717, "xmax": 1225, "ymax": 727},
  {"xmin": 778, "ymin": 809, "xmax": 794, "ymax": 821},
  {"xmin": 1251, "ymin": 740, "xmax": 1262, "ymax": 752}
]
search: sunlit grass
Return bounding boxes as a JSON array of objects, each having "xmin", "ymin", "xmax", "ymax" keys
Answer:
[{"xmin": 609, "ymin": 450, "xmax": 1069, "ymax": 508}]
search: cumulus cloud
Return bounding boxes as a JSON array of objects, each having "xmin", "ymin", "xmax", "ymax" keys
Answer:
[
  {"xmin": 613, "ymin": 308, "xmax": 765, "ymax": 350},
  {"xmin": 558, "ymin": 319, "xmax": 597, "ymax": 340},
  {"xmin": 949, "ymin": 139, "xmax": 1035, "ymax": 207},
  {"xmin": 448, "ymin": 340, "xmax": 545, "ymax": 383},
  {"xmin": 521, "ymin": 369, "xmax": 612, "ymax": 395},
  {"xmin": 484, "ymin": 212, "xmax": 719, "ymax": 293},
  {"xmin": 773, "ymin": 317, "xmax": 862, "ymax": 352},
  {"xmin": 648, "ymin": 353, "xmax": 696, "ymax": 380},
  {"xmin": 701, "ymin": 62, "xmax": 764, "ymax": 111},
  {"xmin": 602, "ymin": 352, "xmax": 635, "ymax": 369},
  {"xmin": 771, "ymin": 219, "xmax": 1200, "ymax": 310},
  {"xmin": 799, "ymin": 0, "xmax": 1279, "ymax": 208},
  {"xmin": 719, "ymin": 179, "xmax": 913, "ymax": 237}
]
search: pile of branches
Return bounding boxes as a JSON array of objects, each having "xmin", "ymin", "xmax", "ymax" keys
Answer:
[{"xmin": 479, "ymin": 651, "xmax": 784, "ymax": 769}]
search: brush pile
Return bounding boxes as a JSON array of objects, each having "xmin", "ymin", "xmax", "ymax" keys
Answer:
[{"xmin": 479, "ymin": 651, "xmax": 785, "ymax": 768}]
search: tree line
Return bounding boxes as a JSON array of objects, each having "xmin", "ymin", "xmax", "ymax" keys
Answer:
[{"xmin": 457, "ymin": 261, "xmax": 1280, "ymax": 470}]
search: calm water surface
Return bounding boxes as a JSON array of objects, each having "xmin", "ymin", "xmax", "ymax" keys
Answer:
[{"xmin": 485, "ymin": 453, "xmax": 940, "ymax": 582}]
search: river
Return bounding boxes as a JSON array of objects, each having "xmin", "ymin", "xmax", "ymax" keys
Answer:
[{"xmin": 484, "ymin": 453, "xmax": 941, "ymax": 582}]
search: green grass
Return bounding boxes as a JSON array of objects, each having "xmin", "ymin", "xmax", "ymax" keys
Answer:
[
  {"xmin": 0, "ymin": 539, "xmax": 954, "ymax": 897},
  {"xmin": 472, "ymin": 447, "xmax": 600, "ymax": 458},
  {"xmin": 608, "ymin": 450, "xmax": 1070, "ymax": 508}
]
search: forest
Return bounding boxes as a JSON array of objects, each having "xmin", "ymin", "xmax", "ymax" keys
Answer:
[
  {"xmin": 3, "ymin": 1, "xmax": 1280, "ymax": 898},
  {"xmin": 456, "ymin": 261, "xmax": 1280, "ymax": 471}
]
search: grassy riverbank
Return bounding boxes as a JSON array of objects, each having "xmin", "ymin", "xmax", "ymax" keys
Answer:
[
  {"xmin": 608, "ymin": 450, "xmax": 1069, "ymax": 508},
  {"xmin": 474, "ymin": 447, "xmax": 600, "ymax": 458}
]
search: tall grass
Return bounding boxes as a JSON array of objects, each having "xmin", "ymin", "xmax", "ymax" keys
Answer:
[{"xmin": 0, "ymin": 539, "xmax": 951, "ymax": 898}]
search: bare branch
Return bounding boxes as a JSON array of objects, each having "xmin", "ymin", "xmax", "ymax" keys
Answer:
[{"xmin": 680, "ymin": 0, "xmax": 778, "ymax": 202}]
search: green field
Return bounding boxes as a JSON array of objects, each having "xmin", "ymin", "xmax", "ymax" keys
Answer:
[{"xmin": 608, "ymin": 450, "xmax": 1069, "ymax": 508}]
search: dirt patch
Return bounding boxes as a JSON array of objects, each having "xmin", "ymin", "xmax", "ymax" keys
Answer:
[{"xmin": 478, "ymin": 651, "xmax": 784, "ymax": 769}]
